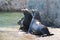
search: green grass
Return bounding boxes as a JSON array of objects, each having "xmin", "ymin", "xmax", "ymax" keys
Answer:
[{"xmin": 0, "ymin": 12, "xmax": 23, "ymax": 27}]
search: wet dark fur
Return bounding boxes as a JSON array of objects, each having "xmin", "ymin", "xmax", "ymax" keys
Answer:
[
  {"xmin": 18, "ymin": 10, "xmax": 32, "ymax": 32},
  {"xmin": 18, "ymin": 9, "xmax": 53, "ymax": 36},
  {"xmin": 28, "ymin": 10, "xmax": 51, "ymax": 36}
]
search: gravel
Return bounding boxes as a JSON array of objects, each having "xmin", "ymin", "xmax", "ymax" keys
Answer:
[{"xmin": 0, "ymin": 27, "xmax": 60, "ymax": 40}]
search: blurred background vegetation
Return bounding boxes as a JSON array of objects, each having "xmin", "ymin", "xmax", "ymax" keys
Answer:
[
  {"xmin": 0, "ymin": 0, "xmax": 60, "ymax": 27},
  {"xmin": 0, "ymin": 12, "xmax": 23, "ymax": 27}
]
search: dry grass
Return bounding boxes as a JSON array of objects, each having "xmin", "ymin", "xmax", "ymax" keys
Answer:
[{"xmin": 0, "ymin": 27, "xmax": 60, "ymax": 40}]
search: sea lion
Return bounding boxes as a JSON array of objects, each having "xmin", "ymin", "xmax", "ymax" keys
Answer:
[
  {"xmin": 18, "ymin": 9, "xmax": 32, "ymax": 32},
  {"xmin": 28, "ymin": 10, "xmax": 50, "ymax": 36}
]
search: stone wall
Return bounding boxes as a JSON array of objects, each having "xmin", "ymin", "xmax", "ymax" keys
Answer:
[
  {"xmin": 0, "ymin": 0, "xmax": 27, "ymax": 11},
  {"xmin": 27, "ymin": 0, "xmax": 60, "ymax": 27}
]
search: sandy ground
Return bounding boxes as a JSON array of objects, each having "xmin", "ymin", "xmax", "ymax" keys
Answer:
[{"xmin": 0, "ymin": 27, "xmax": 60, "ymax": 40}]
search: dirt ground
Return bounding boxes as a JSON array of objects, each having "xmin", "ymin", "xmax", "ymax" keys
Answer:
[{"xmin": 0, "ymin": 27, "xmax": 60, "ymax": 40}]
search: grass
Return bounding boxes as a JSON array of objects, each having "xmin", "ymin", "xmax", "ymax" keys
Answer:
[{"xmin": 0, "ymin": 12, "xmax": 23, "ymax": 27}]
